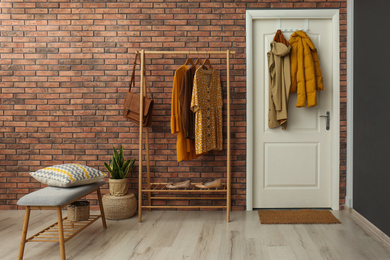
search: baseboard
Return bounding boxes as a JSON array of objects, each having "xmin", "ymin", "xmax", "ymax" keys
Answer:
[{"xmin": 349, "ymin": 208, "xmax": 390, "ymax": 249}]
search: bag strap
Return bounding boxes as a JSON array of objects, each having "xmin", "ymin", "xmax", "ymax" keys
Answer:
[
  {"xmin": 129, "ymin": 51, "xmax": 139, "ymax": 92},
  {"xmin": 144, "ymin": 73, "xmax": 154, "ymax": 100},
  {"xmin": 129, "ymin": 51, "xmax": 154, "ymax": 100}
]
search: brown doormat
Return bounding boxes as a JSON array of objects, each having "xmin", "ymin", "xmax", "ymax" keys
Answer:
[{"xmin": 258, "ymin": 209, "xmax": 341, "ymax": 224}]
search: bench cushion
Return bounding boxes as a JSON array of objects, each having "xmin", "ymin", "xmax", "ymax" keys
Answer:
[{"xmin": 17, "ymin": 180, "xmax": 106, "ymax": 206}]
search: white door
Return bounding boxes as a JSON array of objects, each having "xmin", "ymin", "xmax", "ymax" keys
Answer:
[{"xmin": 253, "ymin": 19, "xmax": 334, "ymax": 208}]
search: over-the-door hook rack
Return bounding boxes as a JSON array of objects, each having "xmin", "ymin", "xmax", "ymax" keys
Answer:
[{"xmin": 277, "ymin": 19, "xmax": 309, "ymax": 32}]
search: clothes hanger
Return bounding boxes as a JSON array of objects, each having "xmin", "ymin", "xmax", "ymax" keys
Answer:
[
  {"xmin": 194, "ymin": 58, "xmax": 202, "ymax": 67},
  {"xmin": 201, "ymin": 58, "xmax": 213, "ymax": 70},
  {"xmin": 184, "ymin": 57, "xmax": 194, "ymax": 65}
]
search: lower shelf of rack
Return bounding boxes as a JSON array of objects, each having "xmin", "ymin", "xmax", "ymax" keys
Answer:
[
  {"xmin": 142, "ymin": 205, "xmax": 227, "ymax": 209},
  {"xmin": 150, "ymin": 196, "xmax": 226, "ymax": 200},
  {"xmin": 142, "ymin": 182, "xmax": 227, "ymax": 193},
  {"xmin": 139, "ymin": 182, "xmax": 229, "ymax": 218}
]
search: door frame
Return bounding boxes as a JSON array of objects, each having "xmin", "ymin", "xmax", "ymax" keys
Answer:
[
  {"xmin": 346, "ymin": 0, "xmax": 354, "ymax": 209},
  {"xmin": 246, "ymin": 9, "xmax": 340, "ymax": 211}
]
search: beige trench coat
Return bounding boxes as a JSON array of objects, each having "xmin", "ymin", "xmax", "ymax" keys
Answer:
[{"xmin": 267, "ymin": 41, "xmax": 291, "ymax": 129}]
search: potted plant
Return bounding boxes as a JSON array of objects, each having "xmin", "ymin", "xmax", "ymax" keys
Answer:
[{"xmin": 104, "ymin": 145, "xmax": 135, "ymax": 196}]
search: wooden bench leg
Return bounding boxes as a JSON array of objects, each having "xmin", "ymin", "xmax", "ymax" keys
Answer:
[
  {"xmin": 97, "ymin": 188, "xmax": 107, "ymax": 229},
  {"xmin": 56, "ymin": 206, "xmax": 66, "ymax": 260},
  {"xmin": 18, "ymin": 206, "xmax": 31, "ymax": 260}
]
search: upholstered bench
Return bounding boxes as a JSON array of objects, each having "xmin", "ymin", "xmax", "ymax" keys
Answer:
[{"xmin": 17, "ymin": 180, "xmax": 107, "ymax": 260}]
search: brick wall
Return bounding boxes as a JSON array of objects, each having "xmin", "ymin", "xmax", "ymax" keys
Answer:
[{"xmin": 0, "ymin": 0, "xmax": 347, "ymax": 210}]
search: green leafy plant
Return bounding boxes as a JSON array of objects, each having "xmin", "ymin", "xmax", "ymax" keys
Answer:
[{"xmin": 104, "ymin": 145, "xmax": 135, "ymax": 179}]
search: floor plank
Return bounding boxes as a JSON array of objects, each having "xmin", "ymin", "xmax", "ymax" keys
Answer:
[{"xmin": 1, "ymin": 210, "xmax": 389, "ymax": 260}]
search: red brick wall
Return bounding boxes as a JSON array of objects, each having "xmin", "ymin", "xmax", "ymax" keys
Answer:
[{"xmin": 0, "ymin": 0, "xmax": 347, "ymax": 210}]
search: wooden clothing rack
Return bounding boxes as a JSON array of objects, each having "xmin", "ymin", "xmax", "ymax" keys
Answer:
[{"xmin": 137, "ymin": 50, "xmax": 236, "ymax": 223}]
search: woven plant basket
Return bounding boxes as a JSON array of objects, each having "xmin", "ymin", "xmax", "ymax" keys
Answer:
[
  {"xmin": 67, "ymin": 201, "xmax": 90, "ymax": 222},
  {"xmin": 109, "ymin": 178, "xmax": 128, "ymax": 196}
]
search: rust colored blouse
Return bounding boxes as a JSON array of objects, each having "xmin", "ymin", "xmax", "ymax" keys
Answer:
[{"xmin": 273, "ymin": 30, "xmax": 289, "ymax": 46}]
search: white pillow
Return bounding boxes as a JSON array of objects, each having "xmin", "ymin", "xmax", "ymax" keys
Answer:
[{"xmin": 30, "ymin": 164, "xmax": 106, "ymax": 187}]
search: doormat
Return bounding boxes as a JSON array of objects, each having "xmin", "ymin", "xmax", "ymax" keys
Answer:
[{"xmin": 258, "ymin": 209, "xmax": 341, "ymax": 224}]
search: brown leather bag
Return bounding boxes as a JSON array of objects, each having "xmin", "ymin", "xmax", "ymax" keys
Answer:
[{"xmin": 123, "ymin": 52, "xmax": 154, "ymax": 127}]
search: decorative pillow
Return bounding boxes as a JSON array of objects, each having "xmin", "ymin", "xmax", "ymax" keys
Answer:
[{"xmin": 30, "ymin": 164, "xmax": 106, "ymax": 187}]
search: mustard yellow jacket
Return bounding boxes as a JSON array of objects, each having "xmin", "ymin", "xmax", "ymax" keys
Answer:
[{"xmin": 289, "ymin": 31, "xmax": 324, "ymax": 107}]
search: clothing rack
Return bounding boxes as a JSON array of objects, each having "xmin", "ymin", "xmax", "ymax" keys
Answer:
[{"xmin": 137, "ymin": 50, "xmax": 236, "ymax": 223}]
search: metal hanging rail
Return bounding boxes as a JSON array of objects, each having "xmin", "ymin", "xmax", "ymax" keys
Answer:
[{"xmin": 137, "ymin": 49, "xmax": 235, "ymax": 223}]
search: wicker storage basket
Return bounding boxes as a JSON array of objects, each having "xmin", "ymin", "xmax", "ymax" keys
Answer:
[
  {"xmin": 67, "ymin": 201, "xmax": 90, "ymax": 222},
  {"xmin": 103, "ymin": 193, "xmax": 137, "ymax": 220}
]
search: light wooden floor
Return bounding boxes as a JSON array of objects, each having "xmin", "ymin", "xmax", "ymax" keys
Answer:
[{"xmin": 1, "ymin": 210, "xmax": 389, "ymax": 260}]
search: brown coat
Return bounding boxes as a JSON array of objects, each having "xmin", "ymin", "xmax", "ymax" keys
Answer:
[
  {"xmin": 267, "ymin": 41, "xmax": 291, "ymax": 129},
  {"xmin": 179, "ymin": 66, "xmax": 196, "ymax": 139}
]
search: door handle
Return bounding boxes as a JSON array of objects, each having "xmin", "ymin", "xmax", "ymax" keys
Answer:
[{"xmin": 319, "ymin": 111, "xmax": 330, "ymax": 130}]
